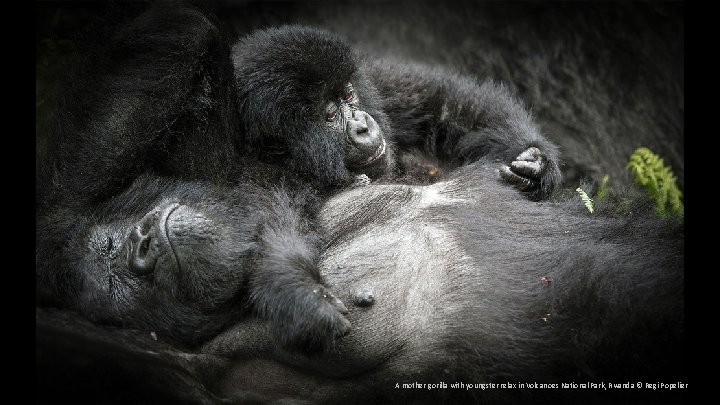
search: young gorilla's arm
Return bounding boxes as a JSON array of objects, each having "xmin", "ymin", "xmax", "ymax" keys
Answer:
[{"xmin": 368, "ymin": 61, "xmax": 561, "ymax": 200}]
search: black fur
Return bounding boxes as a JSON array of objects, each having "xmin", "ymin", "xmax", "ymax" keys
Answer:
[
  {"xmin": 228, "ymin": 1, "xmax": 682, "ymax": 194},
  {"xmin": 37, "ymin": 4, "xmax": 242, "ymax": 210}
]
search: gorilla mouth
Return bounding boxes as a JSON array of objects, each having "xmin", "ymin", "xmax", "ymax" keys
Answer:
[{"xmin": 358, "ymin": 139, "xmax": 386, "ymax": 167}]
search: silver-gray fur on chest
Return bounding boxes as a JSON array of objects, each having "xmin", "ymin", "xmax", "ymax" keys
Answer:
[{"xmin": 317, "ymin": 179, "xmax": 477, "ymax": 370}]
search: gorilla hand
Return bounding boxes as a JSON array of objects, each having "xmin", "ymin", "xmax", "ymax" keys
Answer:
[
  {"xmin": 499, "ymin": 147, "xmax": 559, "ymax": 201},
  {"xmin": 255, "ymin": 274, "xmax": 351, "ymax": 353},
  {"xmin": 277, "ymin": 283, "xmax": 351, "ymax": 352},
  {"xmin": 350, "ymin": 174, "xmax": 371, "ymax": 188}
]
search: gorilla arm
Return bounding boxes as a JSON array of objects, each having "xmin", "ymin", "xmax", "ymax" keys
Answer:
[
  {"xmin": 368, "ymin": 60, "xmax": 561, "ymax": 200},
  {"xmin": 248, "ymin": 185, "xmax": 351, "ymax": 351},
  {"xmin": 41, "ymin": 4, "xmax": 241, "ymax": 207}
]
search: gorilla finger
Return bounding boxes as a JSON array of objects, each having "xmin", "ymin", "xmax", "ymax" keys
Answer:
[
  {"xmin": 351, "ymin": 174, "xmax": 371, "ymax": 188},
  {"xmin": 336, "ymin": 315, "xmax": 352, "ymax": 337},
  {"xmin": 516, "ymin": 146, "xmax": 541, "ymax": 161},
  {"xmin": 322, "ymin": 289, "xmax": 349, "ymax": 314},
  {"xmin": 499, "ymin": 165, "xmax": 525, "ymax": 184},
  {"xmin": 500, "ymin": 166, "xmax": 537, "ymax": 191},
  {"xmin": 510, "ymin": 160, "xmax": 542, "ymax": 179},
  {"xmin": 332, "ymin": 297, "xmax": 349, "ymax": 315},
  {"xmin": 321, "ymin": 306, "xmax": 351, "ymax": 338}
]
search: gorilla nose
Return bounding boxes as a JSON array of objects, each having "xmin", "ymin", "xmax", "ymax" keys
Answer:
[
  {"xmin": 128, "ymin": 203, "xmax": 179, "ymax": 275},
  {"xmin": 129, "ymin": 210, "xmax": 161, "ymax": 275},
  {"xmin": 346, "ymin": 110, "xmax": 380, "ymax": 150}
]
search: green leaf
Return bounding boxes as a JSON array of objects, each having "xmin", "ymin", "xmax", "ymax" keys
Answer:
[
  {"xmin": 626, "ymin": 147, "xmax": 683, "ymax": 217},
  {"xmin": 576, "ymin": 187, "xmax": 594, "ymax": 214}
]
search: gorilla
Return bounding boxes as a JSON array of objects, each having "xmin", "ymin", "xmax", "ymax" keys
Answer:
[
  {"xmin": 248, "ymin": 1, "xmax": 682, "ymax": 194},
  {"xmin": 208, "ymin": 162, "xmax": 684, "ymax": 404},
  {"xmin": 232, "ymin": 25, "xmax": 561, "ymax": 200},
  {"xmin": 37, "ymin": 164, "xmax": 684, "ymax": 404}
]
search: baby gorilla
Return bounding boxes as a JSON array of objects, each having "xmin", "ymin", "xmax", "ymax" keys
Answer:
[
  {"xmin": 232, "ymin": 25, "xmax": 561, "ymax": 199},
  {"xmin": 36, "ymin": 174, "xmax": 349, "ymax": 350}
]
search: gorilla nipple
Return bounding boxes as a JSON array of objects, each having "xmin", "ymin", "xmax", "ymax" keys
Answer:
[{"xmin": 352, "ymin": 286, "xmax": 375, "ymax": 307}]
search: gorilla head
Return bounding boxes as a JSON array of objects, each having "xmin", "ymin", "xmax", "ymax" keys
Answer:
[
  {"xmin": 232, "ymin": 26, "xmax": 395, "ymax": 187},
  {"xmin": 36, "ymin": 176, "xmax": 260, "ymax": 346},
  {"xmin": 37, "ymin": 171, "xmax": 350, "ymax": 351}
]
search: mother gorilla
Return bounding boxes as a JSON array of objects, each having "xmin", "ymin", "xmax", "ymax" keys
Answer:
[{"xmin": 37, "ymin": 165, "xmax": 684, "ymax": 404}]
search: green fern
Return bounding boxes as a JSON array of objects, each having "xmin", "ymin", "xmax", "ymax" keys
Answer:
[
  {"xmin": 626, "ymin": 147, "xmax": 683, "ymax": 217},
  {"xmin": 576, "ymin": 187, "xmax": 594, "ymax": 214},
  {"xmin": 595, "ymin": 174, "xmax": 609, "ymax": 201}
]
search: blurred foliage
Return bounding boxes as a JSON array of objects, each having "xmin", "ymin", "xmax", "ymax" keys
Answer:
[
  {"xmin": 595, "ymin": 174, "xmax": 609, "ymax": 201},
  {"xmin": 627, "ymin": 147, "xmax": 684, "ymax": 218}
]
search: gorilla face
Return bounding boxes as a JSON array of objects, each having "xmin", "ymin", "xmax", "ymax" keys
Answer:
[
  {"xmin": 323, "ymin": 82, "xmax": 390, "ymax": 179},
  {"xmin": 37, "ymin": 178, "xmax": 257, "ymax": 345},
  {"xmin": 232, "ymin": 25, "xmax": 395, "ymax": 187},
  {"xmin": 99, "ymin": 202, "xmax": 245, "ymax": 306}
]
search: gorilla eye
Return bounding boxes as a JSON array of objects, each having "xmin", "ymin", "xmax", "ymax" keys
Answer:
[
  {"xmin": 89, "ymin": 228, "xmax": 121, "ymax": 259},
  {"xmin": 325, "ymin": 101, "xmax": 340, "ymax": 122}
]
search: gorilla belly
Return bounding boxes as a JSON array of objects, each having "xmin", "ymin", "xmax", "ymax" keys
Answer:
[{"xmin": 317, "ymin": 183, "xmax": 474, "ymax": 375}]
